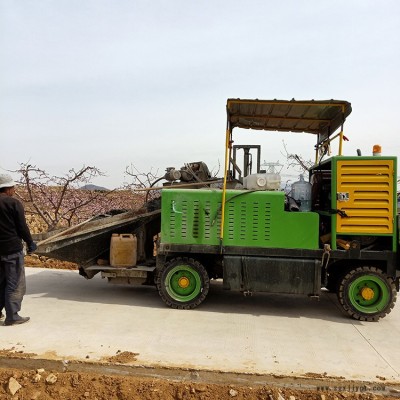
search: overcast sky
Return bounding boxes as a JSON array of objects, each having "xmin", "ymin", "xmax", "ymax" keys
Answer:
[{"xmin": 1, "ymin": 1, "xmax": 399, "ymax": 188}]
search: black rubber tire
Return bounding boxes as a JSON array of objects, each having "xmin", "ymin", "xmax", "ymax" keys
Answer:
[
  {"xmin": 156, "ymin": 257, "xmax": 210, "ymax": 309},
  {"xmin": 337, "ymin": 266, "xmax": 397, "ymax": 321}
]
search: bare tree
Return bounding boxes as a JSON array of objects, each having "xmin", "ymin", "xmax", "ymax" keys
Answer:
[
  {"xmin": 124, "ymin": 164, "xmax": 161, "ymax": 188},
  {"xmin": 14, "ymin": 163, "xmax": 118, "ymax": 231},
  {"xmin": 124, "ymin": 164, "xmax": 162, "ymax": 204},
  {"xmin": 281, "ymin": 140, "xmax": 313, "ymax": 172}
]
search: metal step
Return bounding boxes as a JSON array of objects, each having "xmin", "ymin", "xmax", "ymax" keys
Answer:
[{"xmin": 85, "ymin": 264, "xmax": 155, "ymax": 279}]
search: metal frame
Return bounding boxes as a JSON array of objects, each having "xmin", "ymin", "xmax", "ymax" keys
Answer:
[{"xmin": 221, "ymin": 99, "xmax": 352, "ymax": 244}]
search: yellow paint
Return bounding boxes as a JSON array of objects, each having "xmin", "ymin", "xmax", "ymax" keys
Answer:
[
  {"xmin": 178, "ymin": 276, "xmax": 190, "ymax": 289},
  {"xmin": 336, "ymin": 160, "xmax": 394, "ymax": 234},
  {"xmin": 360, "ymin": 287, "xmax": 375, "ymax": 301},
  {"xmin": 339, "ymin": 131, "xmax": 343, "ymax": 155},
  {"xmin": 220, "ymin": 128, "xmax": 231, "ymax": 242},
  {"xmin": 315, "ymin": 131, "xmax": 343, "ymax": 164}
]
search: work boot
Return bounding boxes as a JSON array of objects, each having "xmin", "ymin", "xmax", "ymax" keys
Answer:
[{"xmin": 4, "ymin": 316, "xmax": 30, "ymax": 326}]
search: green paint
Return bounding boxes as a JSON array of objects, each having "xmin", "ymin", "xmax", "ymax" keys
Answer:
[
  {"xmin": 348, "ymin": 275, "xmax": 390, "ymax": 314},
  {"xmin": 165, "ymin": 264, "xmax": 202, "ymax": 302},
  {"xmin": 161, "ymin": 189, "xmax": 319, "ymax": 249}
]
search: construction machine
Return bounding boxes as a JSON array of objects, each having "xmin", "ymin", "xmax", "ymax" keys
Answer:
[{"xmin": 37, "ymin": 98, "xmax": 399, "ymax": 321}]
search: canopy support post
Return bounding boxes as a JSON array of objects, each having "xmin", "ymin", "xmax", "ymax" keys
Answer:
[{"xmin": 220, "ymin": 126, "xmax": 231, "ymax": 247}]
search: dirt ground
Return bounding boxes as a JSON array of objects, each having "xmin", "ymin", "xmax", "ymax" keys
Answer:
[
  {"xmin": 24, "ymin": 254, "xmax": 78, "ymax": 270},
  {"xmin": 1, "ymin": 366, "xmax": 399, "ymax": 400}
]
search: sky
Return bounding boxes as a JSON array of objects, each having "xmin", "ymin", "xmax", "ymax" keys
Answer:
[{"xmin": 1, "ymin": 1, "xmax": 400, "ymax": 188}]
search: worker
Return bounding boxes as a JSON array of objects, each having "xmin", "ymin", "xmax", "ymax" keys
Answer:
[{"xmin": 0, "ymin": 174, "xmax": 36, "ymax": 326}]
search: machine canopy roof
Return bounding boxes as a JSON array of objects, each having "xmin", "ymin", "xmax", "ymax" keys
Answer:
[{"xmin": 226, "ymin": 99, "xmax": 352, "ymax": 138}]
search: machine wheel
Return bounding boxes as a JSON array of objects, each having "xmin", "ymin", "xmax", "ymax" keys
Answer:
[
  {"xmin": 156, "ymin": 257, "xmax": 210, "ymax": 309},
  {"xmin": 338, "ymin": 266, "xmax": 396, "ymax": 321}
]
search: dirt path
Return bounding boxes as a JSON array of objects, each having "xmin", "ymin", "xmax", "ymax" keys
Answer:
[{"xmin": 1, "ymin": 366, "xmax": 399, "ymax": 400}]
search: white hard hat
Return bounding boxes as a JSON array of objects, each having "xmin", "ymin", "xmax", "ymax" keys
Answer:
[{"xmin": 0, "ymin": 174, "xmax": 16, "ymax": 189}]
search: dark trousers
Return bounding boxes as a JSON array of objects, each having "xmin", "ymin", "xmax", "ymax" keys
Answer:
[{"xmin": 0, "ymin": 251, "xmax": 26, "ymax": 322}]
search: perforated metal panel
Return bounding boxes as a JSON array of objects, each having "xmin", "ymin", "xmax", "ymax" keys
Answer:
[
  {"xmin": 336, "ymin": 159, "xmax": 395, "ymax": 234},
  {"xmin": 226, "ymin": 200, "xmax": 271, "ymax": 244},
  {"xmin": 161, "ymin": 189, "xmax": 319, "ymax": 249}
]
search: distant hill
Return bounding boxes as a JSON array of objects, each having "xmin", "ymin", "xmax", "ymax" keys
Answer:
[{"xmin": 80, "ymin": 184, "xmax": 110, "ymax": 191}]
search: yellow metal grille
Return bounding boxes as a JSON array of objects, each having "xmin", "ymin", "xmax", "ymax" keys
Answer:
[{"xmin": 336, "ymin": 160, "xmax": 394, "ymax": 234}]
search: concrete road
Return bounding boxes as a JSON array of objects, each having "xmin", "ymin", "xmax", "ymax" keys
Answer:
[{"xmin": 1, "ymin": 267, "xmax": 400, "ymax": 384}]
